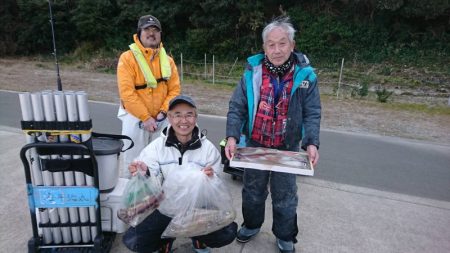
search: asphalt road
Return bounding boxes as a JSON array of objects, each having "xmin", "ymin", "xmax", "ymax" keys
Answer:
[{"xmin": 1, "ymin": 90, "xmax": 449, "ymax": 201}]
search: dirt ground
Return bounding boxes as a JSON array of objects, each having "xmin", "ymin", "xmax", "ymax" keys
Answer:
[{"xmin": 1, "ymin": 58, "xmax": 449, "ymax": 145}]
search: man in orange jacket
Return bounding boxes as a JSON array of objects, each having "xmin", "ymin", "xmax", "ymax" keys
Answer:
[{"xmin": 117, "ymin": 14, "xmax": 181, "ymax": 178}]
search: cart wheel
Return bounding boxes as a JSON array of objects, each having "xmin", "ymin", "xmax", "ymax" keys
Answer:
[
  {"xmin": 27, "ymin": 238, "xmax": 39, "ymax": 253},
  {"xmin": 94, "ymin": 234, "xmax": 104, "ymax": 253},
  {"xmin": 232, "ymin": 175, "xmax": 238, "ymax": 180}
]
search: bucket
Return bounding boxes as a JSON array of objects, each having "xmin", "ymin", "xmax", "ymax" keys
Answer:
[{"xmin": 92, "ymin": 133, "xmax": 133, "ymax": 191}]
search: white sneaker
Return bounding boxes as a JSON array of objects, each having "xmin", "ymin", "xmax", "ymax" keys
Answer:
[
  {"xmin": 193, "ymin": 246, "xmax": 211, "ymax": 253},
  {"xmin": 276, "ymin": 238, "xmax": 295, "ymax": 253}
]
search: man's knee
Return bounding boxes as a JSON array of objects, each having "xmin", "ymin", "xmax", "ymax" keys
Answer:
[
  {"xmin": 122, "ymin": 227, "xmax": 164, "ymax": 252},
  {"xmin": 122, "ymin": 210, "xmax": 172, "ymax": 252},
  {"xmin": 194, "ymin": 222, "xmax": 237, "ymax": 248}
]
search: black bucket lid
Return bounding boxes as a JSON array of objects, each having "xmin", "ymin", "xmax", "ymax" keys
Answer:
[{"xmin": 92, "ymin": 137, "xmax": 124, "ymax": 155}]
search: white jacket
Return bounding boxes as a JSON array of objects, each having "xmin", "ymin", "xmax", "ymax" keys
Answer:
[{"xmin": 135, "ymin": 125, "xmax": 222, "ymax": 183}]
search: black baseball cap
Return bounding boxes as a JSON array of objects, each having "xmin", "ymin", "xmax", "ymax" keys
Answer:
[
  {"xmin": 169, "ymin": 95, "xmax": 197, "ymax": 110},
  {"xmin": 137, "ymin": 15, "xmax": 161, "ymax": 31}
]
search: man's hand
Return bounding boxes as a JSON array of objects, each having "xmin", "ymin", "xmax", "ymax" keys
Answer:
[
  {"xmin": 224, "ymin": 137, "xmax": 237, "ymax": 160},
  {"xmin": 202, "ymin": 166, "xmax": 214, "ymax": 177},
  {"xmin": 142, "ymin": 117, "xmax": 157, "ymax": 132},
  {"xmin": 128, "ymin": 161, "xmax": 148, "ymax": 176},
  {"xmin": 156, "ymin": 112, "xmax": 166, "ymax": 121},
  {"xmin": 306, "ymin": 145, "xmax": 319, "ymax": 167}
]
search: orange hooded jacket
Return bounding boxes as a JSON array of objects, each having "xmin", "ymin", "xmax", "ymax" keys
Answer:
[{"xmin": 117, "ymin": 34, "xmax": 181, "ymax": 122}]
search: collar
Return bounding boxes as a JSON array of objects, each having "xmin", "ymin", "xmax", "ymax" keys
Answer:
[
  {"xmin": 164, "ymin": 126, "xmax": 202, "ymax": 154},
  {"xmin": 263, "ymin": 54, "xmax": 295, "ymax": 77}
]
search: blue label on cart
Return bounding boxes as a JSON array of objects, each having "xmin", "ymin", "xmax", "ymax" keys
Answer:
[{"xmin": 30, "ymin": 185, "xmax": 98, "ymax": 208}]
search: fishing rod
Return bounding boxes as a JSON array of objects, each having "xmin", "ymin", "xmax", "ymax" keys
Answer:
[{"xmin": 48, "ymin": 0, "xmax": 63, "ymax": 91}]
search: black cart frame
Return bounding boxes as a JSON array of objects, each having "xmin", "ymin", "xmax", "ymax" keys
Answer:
[{"xmin": 20, "ymin": 142, "xmax": 115, "ymax": 252}]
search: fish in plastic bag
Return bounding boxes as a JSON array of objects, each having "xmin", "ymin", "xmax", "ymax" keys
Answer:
[
  {"xmin": 117, "ymin": 172, "xmax": 164, "ymax": 227},
  {"xmin": 160, "ymin": 167, "xmax": 235, "ymax": 238}
]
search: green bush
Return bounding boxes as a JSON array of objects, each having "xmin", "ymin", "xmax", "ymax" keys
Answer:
[
  {"xmin": 376, "ymin": 87, "xmax": 393, "ymax": 103},
  {"xmin": 358, "ymin": 82, "xmax": 369, "ymax": 98}
]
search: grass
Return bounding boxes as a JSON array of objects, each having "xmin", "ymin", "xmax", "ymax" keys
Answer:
[
  {"xmin": 13, "ymin": 54, "xmax": 450, "ymax": 109},
  {"xmin": 316, "ymin": 60, "xmax": 449, "ymax": 88},
  {"xmin": 34, "ymin": 62, "xmax": 50, "ymax": 69},
  {"xmin": 321, "ymin": 92, "xmax": 450, "ymax": 117},
  {"xmin": 182, "ymin": 77, "xmax": 236, "ymax": 90},
  {"xmin": 381, "ymin": 103, "xmax": 450, "ymax": 115}
]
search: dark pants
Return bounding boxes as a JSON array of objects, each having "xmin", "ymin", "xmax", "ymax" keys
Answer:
[
  {"xmin": 242, "ymin": 141, "xmax": 299, "ymax": 242},
  {"xmin": 123, "ymin": 210, "xmax": 237, "ymax": 253}
]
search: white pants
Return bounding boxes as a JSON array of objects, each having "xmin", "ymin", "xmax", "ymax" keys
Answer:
[{"xmin": 117, "ymin": 105, "xmax": 168, "ymax": 178}]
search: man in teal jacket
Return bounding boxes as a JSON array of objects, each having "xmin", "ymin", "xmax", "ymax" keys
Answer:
[{"xmin": 225, "ymin": 17, "xmax": 321, "ymax": 253}]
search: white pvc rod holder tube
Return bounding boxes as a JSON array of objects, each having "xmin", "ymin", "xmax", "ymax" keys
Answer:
[
  {"xmin": 76, "ymin": 91, "xmax": 97, "ymax": 240},
  {"xmin": 51, "ymin": 91, "xmax": 72, "ymax": 244},
  {"xmin": 19, "ymin": 92, "xmax": 43, "ymax": 185},
  {"xmin": 19, "ymin": 92, "xmax": 53, "ymax": 244},
  {"xmin": 40, "ymin": 91, "xmax": 63, "ymax": 245},
  {"xmin": 60, "ymin": 91, "xmax": 82, "ymax": 243},
  {"xmin": 65, "ymin": 91, "xmax": 90, "ymax": 243},
  {"xmin": 55, "ymin": 91, "xmax": 82, "ymax": 243},
  {"xmin": 30, "ymin": 92, "xmax": 55, "ymax": 244}
]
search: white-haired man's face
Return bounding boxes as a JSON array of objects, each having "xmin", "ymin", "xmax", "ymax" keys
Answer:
[{"xmin": 263, "ymin": 27, "xmax": 295, "ymax": 66}]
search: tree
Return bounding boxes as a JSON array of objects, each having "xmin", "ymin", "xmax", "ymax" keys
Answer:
[
  {"xmin": 0, "ymin": 0, "xmax": 20, "ymax": 55},
  {"xmin": 71, "ymin": 0, "xmax": 121, "ymax": 51}
]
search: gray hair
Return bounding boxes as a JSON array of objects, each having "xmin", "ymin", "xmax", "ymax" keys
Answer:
[{"xmin": 262, "ymin": 17, "xmax": 296, "ymax": 43}]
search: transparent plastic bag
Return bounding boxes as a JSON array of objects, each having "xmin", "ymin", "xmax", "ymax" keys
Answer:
[
  {"xmin": 117, "ymin": 172, "xmax": 164, "ymax": 227},
  {"xmin": 160, "ymin": 167, "xmax": 236, "ymax": 238}
]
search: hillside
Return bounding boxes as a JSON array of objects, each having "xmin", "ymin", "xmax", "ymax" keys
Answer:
[{"xmin": 0, "ymin": 58, "xmax": 449, "ymax": 144}]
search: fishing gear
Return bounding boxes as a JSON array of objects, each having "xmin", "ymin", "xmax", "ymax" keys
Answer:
[{"xmin": 48, "ymin": 0, "xmax": 62, "ymax": 91}]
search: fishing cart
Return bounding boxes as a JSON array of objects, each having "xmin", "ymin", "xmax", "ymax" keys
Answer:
[{"xmin": 19, "ymin": 91, "xmax": 132, "ymax": 252}]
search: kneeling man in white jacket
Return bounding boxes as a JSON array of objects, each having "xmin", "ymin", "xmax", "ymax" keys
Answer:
[{"xmin": 123, "ymin": 95, "xmax": 237, "ymax": 253}]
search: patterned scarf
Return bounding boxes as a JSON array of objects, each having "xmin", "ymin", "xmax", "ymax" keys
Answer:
[
  {"xmin": 250, "ymin": 66, "xmax": 294, "ymax": 148},
  {"xmin": 263, "ymin": 53, "xmax": 294, "ymax": 76}
]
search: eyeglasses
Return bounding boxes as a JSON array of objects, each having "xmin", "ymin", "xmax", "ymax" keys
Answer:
[{"xmin": 170, "ymin": 113, "xmax": 196, "ymax": 121}]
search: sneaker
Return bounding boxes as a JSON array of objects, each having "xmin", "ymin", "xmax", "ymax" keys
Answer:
[
  {"xmin": 192, "ymin": 239, "xmax": 211, "ymax": 253},
  {"xmin": 158, "ymin": 241, "xmax": 174, "ymax": 253},
  {"xmin": 236, "ymin": 226, "xmax": 260, "ymax": 243},
  {"xmin": 276, "ymin": 238, "xmax": 295, "ymax": 253},
  {"xmin": 192, "ymin": 247, "xmax": 211, "ymax": 253}
]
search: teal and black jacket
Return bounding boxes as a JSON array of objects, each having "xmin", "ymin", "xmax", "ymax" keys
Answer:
[{"xmin": 226, "ymin": 52, "xmax": 321, "ymax": 151}]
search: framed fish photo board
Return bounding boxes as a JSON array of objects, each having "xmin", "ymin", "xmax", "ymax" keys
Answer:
[{"xmin": 230, "ymin": 147, "xmax": 314, "ymax": 176}]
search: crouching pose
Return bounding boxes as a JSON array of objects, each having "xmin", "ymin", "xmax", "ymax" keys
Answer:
[{"xmin": 123, "ymin": 95, "xmax": 237, "ymax": 253}]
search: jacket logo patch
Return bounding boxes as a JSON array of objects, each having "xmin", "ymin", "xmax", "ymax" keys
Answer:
[{"xmin": 300, "ymin": 80, "xmax": 309, "ymax": 88}]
